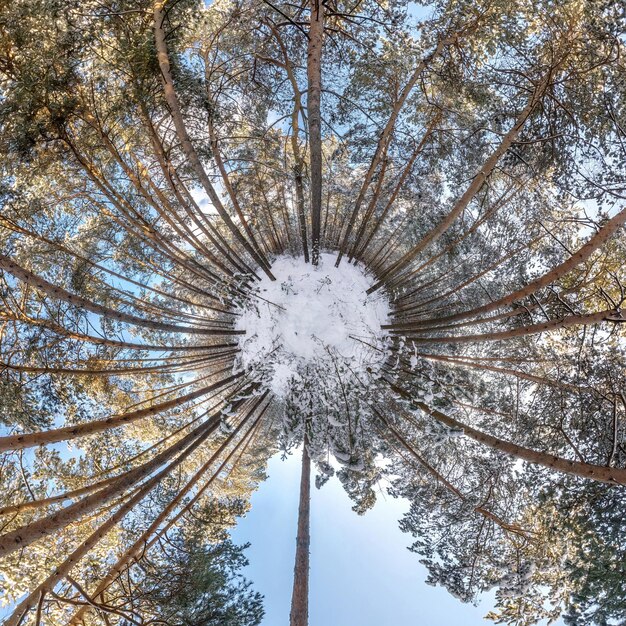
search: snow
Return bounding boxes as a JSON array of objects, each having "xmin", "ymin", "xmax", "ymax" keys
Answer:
[{"xmin": 235, "ymin": 253, "xmax": 389, "ymax": 397}]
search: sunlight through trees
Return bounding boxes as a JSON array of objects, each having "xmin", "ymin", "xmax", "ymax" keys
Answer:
[{"xmin": 0, "ymin": 0, "xmax": 625, "ymax": 624}]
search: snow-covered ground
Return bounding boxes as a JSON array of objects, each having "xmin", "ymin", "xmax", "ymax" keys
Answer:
[{"xmin": 235, "ymin": 253, "xmax": 389, "ymax": 397}]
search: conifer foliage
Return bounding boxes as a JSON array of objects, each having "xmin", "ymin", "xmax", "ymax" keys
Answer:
[{"xmin": 0, "ymin": 0, "xmax": 625, "ymax": 624}]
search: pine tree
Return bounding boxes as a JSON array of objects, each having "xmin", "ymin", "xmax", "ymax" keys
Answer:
[{"xmin": 1, "ymin": 0, "xmax": 625, "ymax": 624}]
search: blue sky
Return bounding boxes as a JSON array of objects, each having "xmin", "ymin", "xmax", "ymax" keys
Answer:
[
  {"xmin": 0, "ymin": 447, "xmax": 568, "ymax": 626},
  {"xmin": 231, "ymin": 449, "xmax": 561, "ymax": 626}
]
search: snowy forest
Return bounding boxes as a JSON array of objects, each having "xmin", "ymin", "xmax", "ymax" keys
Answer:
[{"xmin": 0, "ymin": 0, "xmax": 625, "ymax": 624}]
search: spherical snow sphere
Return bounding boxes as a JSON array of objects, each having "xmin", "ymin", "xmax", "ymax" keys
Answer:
[{"xmin": 235, "ymin": 253, "xmax": 390, "ymax": 398}]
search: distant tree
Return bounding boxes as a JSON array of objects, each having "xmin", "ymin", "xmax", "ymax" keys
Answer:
[{"xmin": 116, "ymin": 533, "xmax": 264, "ymax": 626}]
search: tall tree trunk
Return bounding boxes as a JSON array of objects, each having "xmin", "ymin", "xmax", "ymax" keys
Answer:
[
  {"xmin": 367, "ymin": 63, "xmax": 563, "ymax": 294},
  {"xmin": 307, "ymin": 0, "xmax": 324, "ymax": 265},
  {"xmin": 0, "ymin": 409, "xmax": 218, "ymax": 559},
  {"xmin": 135, "ymin": 97, "xmax": 254, "ymax": 277},
  {"xmin": 1, "ymin": 310, "xmax": 236, "ymax": 352},
  {"xmin": 388, "ymin": 381, "xmax": 626, "ymax": 485},
  {"xmin": 411, "ymin": 351, "xmax": 590, "ymax": 393},
  {"xmin": 207, "ymin": 106, "xmax": 267, "ymax": 260},
  {"xmin": 0, "ymin": 370, "xmax": 242, "ymax": 451},
  {"xmin": 0, "ymin": 217, "xmax": 230, "ymax": 314},
  {"xmin": 392, "ymin": 179, "xmax": 525, "ymax": 295},
  {"xmin": 0, "ymin": 255, "xmax": 242, "ymax": 336},
  {"xmin": 67, "ymin": 399, "xmax": 268, "ymax": 626},
  {"xmin": 374, "ymin": 408, "xmax": 527, "ymax": 536},
  {"xmin": 394, "ymin": 308, "xmax": 626, "ymax": 343},
  {"xmin": 0, "ymin": 350, "xmax": 237, "ymax": 377},
  {"xmin": 0, "ymin": 382, "xmax": 258, "ymax": 559},
  {"xmin": 335, "ymin": 29, "xmax": 468, "ymax": 267},
  {"xmin": 405, "ymin": 203, "xmax": 626, "ymax": 329},
  {"xmin": 352, "ymin": 117, "xmax": 439, "ymax": 262},
  {"xmin": 348, "ymin": 155, "xmax": 389, "ymax": 262},
  {"xmin": 289, "ymin": 442, "xmax": 311, "ymax": 626},
  {"xmin": 0, "ymin": 395, "xmax": 268, "ymax": 626},
  {"xmin": 271, "ymin": 25, "xmax": 310, "ymax": 261},
  {"xmin": 153, "ymin": 2, "xmax": 275, "ymax": 280},
  {"xmin": 390, "ymin": 236, "xmax": 543, "ymax": 318}
]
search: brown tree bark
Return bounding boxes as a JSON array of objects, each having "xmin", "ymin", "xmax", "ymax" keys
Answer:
[
  {"xmin": 347, "ymin": 155, "xmax": 389, "ymax": 262},
  {"xmin": 388, "ymin": 382, "xmax": 626, "ymax": 485},
  {"xmin": 0, "ymin": 410, "xmax": 218, "ymax": 560},
  {"xmin": 374, "ymin": 408, "xmax": 528, "ymax": 536},
  {"xmin": 153, "ymin": 2, "xmax": 275, "ymax": 280},
  {"xmin": 0, "ymin": 350, "xmax": 237, "ymax": 378},
  {"xmin": 67, "ymin": 396, "xmax": 269, "ymax": 625},
  {"xmin": 0, "ymin": 395, "xmax": 258, "ymax": 626},
  {"xmin": 0, "ymin": 254, "xmax": 243, "ymax": 336},
  {"xmin": 367, "ymin": 58, "xmax": 568, "ymax": 293},
  {"xmin": 0, "ymin": 216, "xmax": 230, "ymax": 315},
  {"xmin": 405, "ymin": 204, "xmax": 626, "ymax": 329},
  {"xmin": 336, "ymin": 29, "xmax": 468, "ymax": 266},
  {"xmin": 0, "ymin": 383, "xmax": 259, "ymax": 559},
  {"xmin": 396, "ymin": 308, "xmax": 626, "ymax": 343},
  {"xmin": 307, "ymin": 0, "xmax": 324, "ymax": 265},
  {"xmin": 0, "ymin": 370, "xmax": 242, "ymax": 451},
  {"xmin": 391, "ymin": 179, "xmax": 525, "ymax": 295},
  {"xmin": 271, "ymin": 24, "xmax": 311, "ymax": 262},
  {"xmin": 0, "ymin": 387, "xmax": 246, "ymax": 518},
  {"xmin": 352, "ymin": 117, "xmax": 439, "ymax": 262},
  {"xmin": 134, "ymin": 96, "xmax": 253, "ymax": 277},
  {"xmin": 289, "ymin": 442, "xmax": 311, "ymax": 626},
  {"xmin": 391, "ymin": 236, "xmax": 543, "ymax": 318},
  {"xmin": 1, "ymin": 310, "xmax": 236, "ymax": 352}
]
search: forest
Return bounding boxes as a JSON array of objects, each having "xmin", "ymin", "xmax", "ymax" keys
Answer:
[{"xmin": 0, "ymin": 0, "xmax": 625, "ymax": 624}]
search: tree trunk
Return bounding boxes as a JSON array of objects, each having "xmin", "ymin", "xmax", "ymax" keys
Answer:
[
  {"xmin": 406, "ymin": 203, "xmax": 626, "ymax": 329},
  {"xmin": 153, "ymin": 2, "xmax": 275, "ymax": 280},
  {"xmin": 0, "ymin": 395, "xmax": 253, "ymax": 626},
  {"xmin": 2, "ymin": 311, "xmax": 237, "ymax": 352},
  {"xmin": 353, "ymin": 117, "xmax": 438, "ymax": 261},
  {"xmin": 348, "ymin": 155, "xmax": 389, "ymax": 262},
  {"xmin": 411, "ymin": 351, "xmax": 594, "ymax": 394},
  {"xmin": 367, "ymin": 63, "xmax": 562, "ymax": 293},
  {"xmin": 0, "ymin": 411, "xmax": 218, "ymax": 560},
  {"xmin": 389, "ymin": 381, "xmax": 626, "ymax": 485},
  {"xmin": 307, "ymin": 0, "xmax": 324, "ymax": 265},
  {"xmin": 289, "ymin": 442, "xmax": 311, "ymax": 626},
  {"xmin": 271, "ymin": 25, "xmax": 310, "ymax": 262},
  {"xmin": 207, "ymin": 107, "xmax": 267, "ymax": 260},
  {"xmin": 395, "ymin": 308, "xmax": 626, "ymax": 343},
  {"xmin": 67, "ymin": 397, "xmax": 268, "ymax": 625},
  {"xmin": 0, "ymin": 217, "xmax": 230, "ymax": 314},
  {"xmin": 336, "ymin": 30, "xmax": 466, "ymax": 266},
  {"xmin": 389, "ymin": 236, "xmax": 543, "ymax": 318},
  {"xmin": 0, "ymin": 382, "xmax": 259, "ymax": 559},
  {"xmin": 0, "ymin": 255, "xmax": 242, "ymax": 336},
  {"xmin": 135, "ymin": 97, "xmax": 253, "ymax": 277},
  {"xmin": 0, "ymin": 370, "xmax": 242, "ymax": 452},
  {"xmin": 392, "ymin": 179, "xmax": 524, "ymax": 295},
  {"xmin": 0, "ymin": 350, "xmax": 237, "ymax": 378},
  {"xmin": 375, "ymin": 408, "xmax": 528, "ymax": 536}
]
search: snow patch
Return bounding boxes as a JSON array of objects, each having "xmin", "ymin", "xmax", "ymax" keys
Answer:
[{"xmin": 235, "ymin": 253, "xmax": 389, "ymax": 397}]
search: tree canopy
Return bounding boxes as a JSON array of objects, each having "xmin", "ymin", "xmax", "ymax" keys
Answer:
[{"xmin": 0, "ymin": 0, "xmax": 625, "ymax": 624}]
